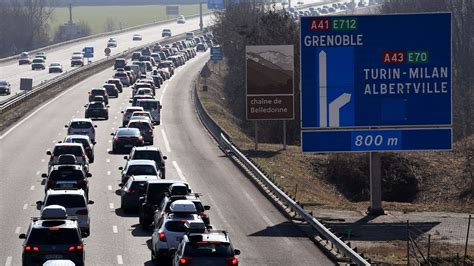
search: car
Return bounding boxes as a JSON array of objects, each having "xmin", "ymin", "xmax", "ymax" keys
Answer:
[
  {"xmin": 106, "ymin": 78, "xmax": 123, "ymax": 93},
  {"xmin": 31, "ymin": 58, "xmax": 46, "ymax": 70},
  {"xmin": 133, "ymin": 34, "xmax": 143, "ymax": 41},
  {"xmin": 171, "ymin": 227, "xmax": 241, "ymax": 266},
  {"xmin": 0, "ymin": 80, "xmax": 11, "ymax": 95},
  {"xmin": 42, "ymin": 165, "xmax": 91, "ymax": 197},
  {"xmin": 36, "ymin": 189, "xmax": 94, "ymax": 237},
  {"xmin": 103, "ymin": 83, "xmax": 119, "ymax": 98},
  {"xmin": 158, "ymin": 61, "xmax": 175, "ymax": 75},
  {"xmin": 185, "ymin": 32, "xmax": 195, "ymax": 41},
  {"xmin": 113, "ymin": 72, "xmax": 131, "ymax": 86},
  {"xmin": 135, "ymin": 87, "xmax": 154, "ymax": 97},
  {"xmin": 46, "ymin": 143, "xmax": 89, "ymax": 172},
  {"xmin": 151, "ymin": 200, "xmax": 205, "ymax": 263},
  {"xmin": 111, "ymin": 127, "xmax": 145, "ymax": 153},
  {"xmin": 121, "ymin": 106, "xmax": 144, "ymax": 126},
  {"xmin": 63, "ymin": 135, "xmax": 95, "ymax": 163},
  {"xmin": 19, "ymin": 52, "xmax": 31, "ymax": 65},
  {"xmin": 49, "ymin": 63, "xmax": 63, "ymax": 73},
  {"xmin": 119, "ymin": 159, "xmax": 160, "ymax": 184},
  {"xmin": 177, "ymin": 15, "xmax": 186, "ymax": 24},
  {"xmin": 162, "ymin": 29, "xmax": 172, "ymax": 37},
  {"xmin": 88, "ymin": 88, "xmax": 109, "ymax": 105},
  {"xmin": 65, "ymin": 118, "xmax": 97, "ymax": 143},
  {"xmin": 196, "ymin": 43, "xmax": 208, "ymax": 52},
  {"xmin": 114, "ymin": 58, "xmax": 127, "ymax": 70},
  {"xmin": 19, "ymin": 206, "xmax": 85, "ymax": 266},
  {"xmin": 130, "ymin": 111, "xmax": 153, "ymax": 125},
  {"xmin": 130, "ymin": 94, "xmax": 154, "ymax": 107},
  {"xmin": 120, "ymin": 175, "xmax": 159, "ymax": 212},
  {"xmin": 138, "ymin": 180, "xmax": 189, "ymax": 228},
  {"xmin": 35, "ymin": 51, "xmax": 47, "ymax": 60},
  {"xmin": 84, "ymin": 101, "xmax": 109, "ymax": 120},
  {"xmin": 71, "ymin": 55, "xmax": 84, "ymax": 67},
  {"xmin": 107, "ymin": 38, "xmax": 117, "ymax": 48},
  {"xmin": 137, "ymin": 99, "xmax": 162, "ymax": 125},
  {"xmin": 125, "ymin": 64, "xmax": 141, "ymax": 78},
  {"xmin": 127, "ymin": 119, "xmax": 154, "ymax": 144},
  {"xmin": 132, "ymin": 51, "xmax": 142, "ymax": 61}
]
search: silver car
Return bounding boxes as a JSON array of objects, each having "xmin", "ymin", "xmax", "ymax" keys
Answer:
[
  {"xmin": 36, "ymin": 189, "xmax": 94, "ymax": 237},
  {"xmin": 65, "ymin": 118, "xmax": 97, "ymax": 143}
]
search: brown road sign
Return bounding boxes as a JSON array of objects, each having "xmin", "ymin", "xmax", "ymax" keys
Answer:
[{"xmin": 246, "ymin": 45, "xmax": 294, "ymax": 120}]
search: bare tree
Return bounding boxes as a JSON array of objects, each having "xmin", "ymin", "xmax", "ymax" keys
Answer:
[{"xmin": 104, "ymin": 17, "xmax": 115, "ymax": 32}]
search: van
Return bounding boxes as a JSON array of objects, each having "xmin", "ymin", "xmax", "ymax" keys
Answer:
[
  {"xmin": 137, "ymin": 99, "xmax": 162, "ymax": 125},
  {"xmin": 114, "ymin": 58, "xmax": 126, "ymax": 70},
  {"xmin": 185, "ymin": 32, "xmax": 195, "ymax": 41}
]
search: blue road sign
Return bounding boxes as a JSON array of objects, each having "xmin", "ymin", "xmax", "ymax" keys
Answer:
[
  {"xmin": 300, "ymin": 13, "xmax": 451, "ymax": 129},
  {"xmin": 211, "ymin": 46, "xmax": 223, "ymax": 61},
  {"xmin": 301, "ymin": 128, "xmax": 452, "ymax": 153},
  {"xmin": 208, "ymin": 0, "xmax": 224, "ymax": 9},
  {"xmin": 83, "ymin": 47, "xmax": 94, "ymax": 58}
]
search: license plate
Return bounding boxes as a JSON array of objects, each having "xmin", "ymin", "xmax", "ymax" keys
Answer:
[
  {"xmin": 59, "ymin": 184, "xmax": 74, "ymax": 188},
  {"xmin": 124, "ymin": 144, "xmax": 132, "ymax": 148},
  {"xmin": 45, "ymin": 254, "xmax": 63, "ymax": 259}
]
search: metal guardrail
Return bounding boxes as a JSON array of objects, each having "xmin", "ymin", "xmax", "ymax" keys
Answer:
[
  {"xmin": 0, "ymin": 13, "xmax": 209, "ymax": 63},
  {"xmin": 0, "ymin": 30, "xmax": 201, "ymax": 114},
  {"xmin": 192, "ymin": 78, "xmax": 370, "ymax": 266}
]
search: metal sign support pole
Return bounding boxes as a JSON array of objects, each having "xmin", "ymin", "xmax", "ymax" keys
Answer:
[
  {"xmin": 283, "ymin": 120, "xmax": 287, "ymax": 150},
  {"xmin": 255, "ymin": 121, "xmax": 259, "ymax": 150},
  {"xmin": 199, "ymin": 2, "xmax": 204, "ymax": 31},
  {"xmin": 369, "ymin": 152, "xmax": 384, "ymax": 215}
]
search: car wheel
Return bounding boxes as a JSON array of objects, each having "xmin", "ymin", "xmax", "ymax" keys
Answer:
[{"xmin": 151, "ymin": 251, "xmax": 157, "ymax": 264}]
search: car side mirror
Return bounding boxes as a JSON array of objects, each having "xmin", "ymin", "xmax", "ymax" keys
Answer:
[
  {"xmin": 234, "ymin": 249, "xmax": 241, "ymax": 255},
  {"xmin": 107, "ymin": 105, "xmax": 110, "ymax": 108},
  {"xmin": 84, "ymin": 105, "xmax": 87, "ymax": 108},
  {"xmin": 110, "ymin": 133, "xmax": 114, "ymax": 136},
  {"xmin": 86, "ymin": 173, "xmax": 92, "ymax": 178},
  {"xmin": 121, "ymin": 111, "xmax": 124, "ymax": 113},
  {"xmin": 118, "ymin": 167, "xmax": 124, "ymax": 170},
  {"xmin": 118, "ymin": 183, "xmax": 123, "ymax": 187},
  {"xmin": 123, "ymin": 156, "xmax": 128, "ymax": 160},
  {"xmin": 46, "ymin": 150, "xmax": 51, "ymax": 155},
  {"xmin": 204, "ymin": 205, "xmax": 211, "ymax": 211},
  {"xmin": 160, "ymin": 105, "xmax": 162, "ymax": 109},
  {"xmin": 64, "ymin": 125, "xmax": 68, "ymax": 128},
  {"xmin": 88, "ymin": 200, "xmax": 95, "ymax": 204},
  {"xmin": 94, "ymin": 125, "xmax": 98, "ymax": 128},
  {"xmin": 129, "ymin": 100, "xmax": 132, "ymax": 103},
  {"xmin": 93, "ymin": 141, "xmax": 97, "ymax": 145},
  {"xmin": 19, "ymin": 233, "xmax": 26, "ymax": 239},
  {"xmin": 36, "ymin": 201, "xmax": 43, "ymax": 210},
  {"xmin": 57, "ymin": 141, "xmax": 62, "ymax": 143},
  {"xmin": 163, "ymin": 156, "xmax": 167, "ymax": 160},
  {"xmin": 41, "ymin": 173, "xmax": 47, "ymax": 178}
]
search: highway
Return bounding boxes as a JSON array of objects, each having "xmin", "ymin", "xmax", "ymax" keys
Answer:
[{"xmin": 0, "ymin": 51, "xmax": 333, "ymax": 265}]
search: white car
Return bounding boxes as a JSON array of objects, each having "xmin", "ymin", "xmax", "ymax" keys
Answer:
[
  {"xmin": 177, "ymin": 15, "xmax": 186, "ymax": 24},
  {"xmin": 37, "ymin": 189, "xmax": 94, "ymax": 236},
  {"xmin": 121, "ymin": 106, "xmax": 144, "ymax": 126},
  {"xmin": 107, "ymin": 37, "xmax": 117, "ymax": 48},
  {"xmin": 133, "ymin": 34, "xmax": 143, "ymax": 41},
  {"xmin": 65, "ymin": 118, "xmax": 97, "ymax": 143},
  {"xmin": 48, "ymin": 63, "xmax": 63, "ymax": 73}
]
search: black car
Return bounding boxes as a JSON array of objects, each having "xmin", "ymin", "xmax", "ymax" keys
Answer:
[
  {"xmin": 84, "ymin": 101, "xmax": 109, "ymax": 120},
  {"xmin": 19, "ymin": 206, "xmax": 85, "ymax": 266},
  {"xmin": 42, "ymin": 165, "xmax": 91, "ymax": 197},
  {"xmin": 120, "ymin": 175, "xmax": 158, "ymax": 212},
  {"xmin": 106, "ymin": 79, "xmax": 123, "ymax": 93},
  {"xmin": 125, "ymin": 146, "xmax": 167, "ymax": 178},
  {"xmin": 138, "ymin": 180, "xmax": 190, "ymax": 228},
  {"xmin": 103, "ymin": 84, "xmax": 119, "ymax": 98},
  {"xmin": 0, "ymin": 80, "xmax": 11, "ymax": 95},
  {"xmin": 111, "ymin": 128, "xmax": 144, "ymax": 153},
  {"xmin": 114, "ymin": 58, "xmax": 127, "ymax": 70},
  {"xmin": 132, "ymin": 51, "xmax": 142, "ymax": 61}
]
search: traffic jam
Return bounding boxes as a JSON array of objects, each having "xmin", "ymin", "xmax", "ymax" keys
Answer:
[{"xmin": 17, "ymin": 30, "xmax": 241, "ymax": 266}]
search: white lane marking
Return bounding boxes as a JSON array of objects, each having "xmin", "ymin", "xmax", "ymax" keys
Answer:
[
  {"xmin": 117, "ymin": 255, "xmax": 123, "ymax": 265},
  {"xmin": 41, "ymin": 159, "xmax": 45, "ymax": 163},
  {"xmin": 242, "ymin": 191, "xmax": 293, "ymax": 246},
  {"xmin": 107, "ymin": 171, "xmax": 111, "ymax": 176},
  {"xmin": 36, "ymin": 171, "xmax": 40, "ymax": 175},
  {"xmin": 108, "ymin": 185, "xmax": 112, "ymax": 191},
  {"xmin": 107, "ymin": 148, "xmax": 111, "ymax": 152},
  {"xmin": 15, "ymin": 227, "xmax": 21, "ymax": 234},
  {"xmin": 106, "ymin": 158, "xmax": 111, "ymax": 163},
  {"xmin": 52, "ymin": 140, "xmax": 56, "ymax": 143},
  {"xmin": 111, "ymin": 127, "xmax": 115, "ymax": 130},
  {"xmin": 23, "ymin": 204, "xmax": 28, "ymax": 210},
  {"xmin": 5, "ymin": 256, "xmax": 12, "ymax": 266},
  {"xmin": 0, "ymin": 83, "xmax": 80, "ymax": 139},
  {"xmin": 117, "ymin": 111, "xmax": 121, "ymax": 114},
  {"xmin": 112, "ymin": 122, "xmax": 116, "ymax": 125},
  {"xmin": 159, "ymin": 84, "xmax": 168, "ymax": 102},
  {"xmin": 58, "ymin": 132, "xmax": 62, "ymax": 136},
  {"xmin": 172, "ymin": 161, "xmax": 186, "ymax": 181},
  {"xmin": 114, "ymin": 116, "xmax": 117, "ymax": 120},
  {"xmin": 30, "ymin": 185, "xmax": 35, "ymax": 191},
  {"xmin": 113, "ymin": 226, "xmax": 118, "ymax": 233},
  {"xmin": 76, "ymin": 110, "xmax": 80, "ymax": 113},
  {"xmin": 207, "ymin": 194, "xmax": 230, "ymax": 228},
  {"xmin": 109, "ymin": 203, "xmax": 114, "ymax": 209},
  {"xmin": 161, "ymin": 129, "xmax": 171, "ymax": 152},
  {"xmin": 108, "ymin": 140, "xmax": 112, "ymax": 143}
]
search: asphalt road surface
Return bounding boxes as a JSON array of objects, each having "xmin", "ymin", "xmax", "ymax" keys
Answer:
[{"xmin": 0, "ymin": 51, "xmax": 333, "ymax": 265}]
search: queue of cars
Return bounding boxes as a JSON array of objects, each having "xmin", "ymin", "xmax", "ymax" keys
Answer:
[{"xmin": 17, "ymin": 32, "xmax": 237, "ymax": 265}]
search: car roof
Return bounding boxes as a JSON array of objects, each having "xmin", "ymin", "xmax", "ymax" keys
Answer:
[
  {"xmin": 127, "ymin": 159, "xmax": 156, "ymax": 166},
  {"xmin": 64, "ymin": 135, "xmax": 91, "ymax": 141},
  {"xmin": 129, "ymin": 119, "xmax": 152, "ymax": 124},
  {"xmin": 137, "ymin": 99, "xmax": 159, "ymax": 103},
  {"xmin": 91, "ymin": 88, "xmax": 106, "ymax": 91},
  {"xmin": 126, "ymin": 106, "xmax": 144, "ymax": 110},
  {"xmin": 54, "ymin": 142, "xmax": 83, "ymax": 148},
  {"xmin": 50, "ymin": 164, "xmax": 83, "ymax": 171},
  {"xmin": 129, "ymin": 175, "xmax": 159, "ymax": 182},
  {"xmin": 186, "ymin": 231, "xmax": 230, "ymax": 243},
  {"xmin": 133, "ymin": 146, "xmax": 160, "ymax": 152},
  {"xmin": 70, "ymin": 118, "xmax": 93, "ymax": 123},
  {"xmin": 117, "ymin": 127, "xmax": 140, "ymax": 133},
  {"xmin": 46, "ymin": 189, "xmax": 86, "ymax": 196}
]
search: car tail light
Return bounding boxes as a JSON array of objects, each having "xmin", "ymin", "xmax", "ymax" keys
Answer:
[
  {"xmin": 148, "ymin": 129, "xmax": 152, "ymax": 133},
  {"xmin": 127, "ymin": 189, "xmax": 137, "ymax": 193},
  {"xmin": 179, "ymin": 257, "xmax": 191, "ymax": 265},
  {"xmin": 226, "ymin": 257, "xmax": 238, "ymax": 265},
  {"xmin": 82, "ymin": 153, "xmax": 86, "ymax": 158},
  {"xmin": 114, "ymin": 137, "xmax": 119, "ymax": 141},
  {"xmin": 159, "ymin": 232, "xmax": 166, "ymax": 241},
  {"xmin": 25, "ymin": 246, "xmax": 39, "ymax": 252},
  {"xmin": 69, "ymin": 244, "xmax": 83, "ymax": 251},
  {"xmin": 138, "ymin": 137, "xmax": 144, "ymax": 141},
  {"xmin": 76, "ymin": 209, "xmax": 88, "ymax": 215}
]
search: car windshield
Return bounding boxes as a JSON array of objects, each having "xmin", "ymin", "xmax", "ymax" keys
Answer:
[
  {"xmin": 89, "ymin": 102, "xmax": 104, "ymax": 108},
  {"xmin": 0, "ymin": 81, "xmax": 7, "ymax": 85},
  {"xmin": 45, "ymin": 195, "xmax": 86, "ymax": 208},
  {"xmin": 133, "ymin": 151, "xmax": 161, "ymax": 161},
  {"xmin": 67, "ymin": 138, "xmax": 90, "ymax": 148},
  {"xmin": 184, "ymin": 242, "xmax": 233, "ymax": 257},
  {"xmin": 117, "ymin": 129, "xmax": 140, "ymax": 136},
  {"xmin": 165, "ymin": 220, "xmax": 188, "ymax": 232},
  {"xmin": 49, "ymin": 169, "xmax": 84, "ymax": 181},
  {"xmin": 28, "ymin": 228, "xmax": 80, "ymax": 245},
  {"xmin": 139, "ymin": 101, "xmax": 158, "ymax": 110},
  {"xmin": 70, "ymin": 121, "xmax": 92, "ymax": 129},
  {"xmin": 129, "ymin": 122, "xmax": 152, "ymax": 130},
  {"xmin": 32, "ymin": 59, "xmax": 43, "ymax": 63},
  {"xmin": 114, "ymin": 73, "xmax": 127, "ymax": 77},
  {"xmin": 91, "ymin": 90, "xmax": 105, "ymax": 96},
  {"xmin": 127, "ymin": 165, "xmax": 157, "ymax": 176},
  {"xmin": 53, "ymin": 146, "xmax": 83, "ymax": 156}
]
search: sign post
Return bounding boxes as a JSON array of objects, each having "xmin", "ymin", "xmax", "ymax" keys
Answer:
[
  {"xmin": 246, "ymin": 45, "xmax": 294, "ymax": 150},
  {"xmin": 300, "ymin": 14, "xmax": 452, "ymax": 214}
]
